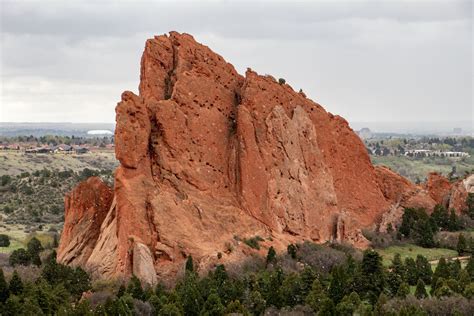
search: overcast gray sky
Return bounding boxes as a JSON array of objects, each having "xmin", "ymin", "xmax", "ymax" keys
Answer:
[{"xmin": 0, "ymin": 0, "xmax": 472, "ymax": 125}]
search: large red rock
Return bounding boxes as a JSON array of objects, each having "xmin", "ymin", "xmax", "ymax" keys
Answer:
[
  {"xmin": 424, "ymin": 172, "xmax": 452, "ymax": 206},
  {"xmin": 57, "ymin": 177, "xmax": 113, "ymax": 266},
  {"xmin": 57, "ymin": 32, "xmax": 472, "ymax": 284}
]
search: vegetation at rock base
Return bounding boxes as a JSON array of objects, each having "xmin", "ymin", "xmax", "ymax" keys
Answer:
[{"xmin": 0, "ymin": 239, "xmax": 472, "ymax": 315}]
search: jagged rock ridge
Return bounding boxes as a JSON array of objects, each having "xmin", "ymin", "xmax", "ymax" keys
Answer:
[{"xmin": 57, "ymin": 32, "xmax": 471, "ymax": 284}]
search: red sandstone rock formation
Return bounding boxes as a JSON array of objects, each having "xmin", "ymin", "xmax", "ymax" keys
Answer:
[
  {"xmin": 424, "ymin": 172, "xmax": 452, "ymax": 206},
  {"xmin": 57, "ymin": 32, "xmax": 471, "ymax": 284},
  {"xmin": 57, "ymin": 177, "xmax": 113, "ymax": 266}
]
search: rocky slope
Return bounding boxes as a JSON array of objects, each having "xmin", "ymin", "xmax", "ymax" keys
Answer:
[{"xmin": 57, "ymin": 32, "xmax": 471, "ymax": 284}]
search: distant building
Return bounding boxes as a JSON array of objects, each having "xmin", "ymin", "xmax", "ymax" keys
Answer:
[
  {"xmin": 405, "ymin": 149, "xmax": 469, "ymax": 158},
  {"xmin": 53, "ymin": 144, "xmax": 73, "ymax": 153},
  {"xmin": 25, "ymin": 146, "xmax": 53, "ymax": 154}
]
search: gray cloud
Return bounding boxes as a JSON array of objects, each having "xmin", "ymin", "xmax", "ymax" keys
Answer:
[{"xmin": 0, "ymin": 0, "xmax": 472, "ymax": 124}]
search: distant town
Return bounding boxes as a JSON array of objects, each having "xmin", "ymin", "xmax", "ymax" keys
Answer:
[{"xmin": 0, "ymin": 134, "xmax": 114, "ymax": 155}]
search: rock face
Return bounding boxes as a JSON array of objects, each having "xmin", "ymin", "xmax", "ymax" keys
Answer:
[
  {"xmin": 57, "ymin": 32, "xmax": 471, "ymax": 284},
  {"xmin": 57, "ymin": 177, "xmax": 113, "ymax": 266}
]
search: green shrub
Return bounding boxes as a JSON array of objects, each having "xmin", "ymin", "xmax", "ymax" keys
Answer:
[
  {"xmin": 243, "ymin": 236, "xmax": 264, "ymax": 250},
  {"xmin": 0, "ymin": 234, "xmax": 10, "ymax": 247}
]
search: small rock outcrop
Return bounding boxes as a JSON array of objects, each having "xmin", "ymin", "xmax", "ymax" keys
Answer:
[
  {"xmin": 57, "ymin": 177, "xmax": 113, "ymax": 266},
  {"xmin": 57, "ymin": 32, "xmax": 472, "ymax": 284}
]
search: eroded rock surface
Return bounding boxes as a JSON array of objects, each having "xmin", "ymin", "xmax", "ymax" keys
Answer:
[
  {"xmin": 58, "ymin": 32, "xmax": 472, "ymax": 284},
  {"xmin": 57, "ymin": 177, "xmax": 113, "ymax": 266}
]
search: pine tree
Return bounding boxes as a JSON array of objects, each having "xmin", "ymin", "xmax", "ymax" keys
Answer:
[
  {"xmin": 305, "ymin": 279, "xmax": 327, "ymax": 313},
  {"xmin": 127, "ymin": 275, "xmax": 144, "ymax": 300},
  {"xmin": 0, "ymin": 268, "xmax": 9, "ymax": 303},
  {"xmin": 396, "ymin": 282, "xmax": 410, "ymax": 298},
  {"xmin": 360, "ymin": 249, "xmax": 386, "ymax": 304},
  {"xmin": 431, "ymin": 204, "xmax": 449, "ymax": 229},
  {"xmin": 415, "ymin": 255, "xmax": 433, "ymax": 285},
  {"xmin": 117, "ymin": 284, "xmax": 126, "ymax": 297},
  {"xmin": 448, "ymin": 209, "xmax": 458, "ymax": 231},
  {"xmin": 177, "ymin": 271, "xmax": 203, "ymax": 316},
  {"xmin": 319, "ymin": 297, "xmax": 335, "ymax": 316},
  {"xmin": 414, "ymin": 279, "xmax": 428, "ymax": 299},
  {"xmin": 266, "ymin": 246, "xmax": 277, "ymax": 266},
  {"xmin": 200, "ymin": 289, "xmax": 224, "ymax": 316},
  {"xmin": 328, "ymin": 265, "xmax": 347, "ymax": 303},
  {"xmin": 225, "ymin": 300, "xmax": 249, "ymax": 315},
  {"xmin": 465, "ymin": 256, "xmax": 474, "ymax": 280},
  {"xmin": 390, "ymin": 253, "xmax": 405, "ymax": 279},
  {"xmin": 9, "ymin": 270, "xmax": 23, "ymax": 295},
  {"xmin": 404, "ymin": 257, "xmax": 418, "ymax": 285},
  {"xmin": 185, "ymin": 255, "xmax": 194, "ymax": 273},
  {"xmin": 432, "ymin": 257, "xmax": 449, "ymax": 288},
  {"xmin": 27, "ymin": 237, "xmax": 43, "ymax": 256},
  {"xmin": 457, "ymin": 234, "xmax": 467, "ymax": 255},
  {"xmin": 245, "ymin": 290, "xmax": 266, "ymax": 316},
  {"xmin": 287, "ymin": 244, "xmax": 297, "ymax": 259}
]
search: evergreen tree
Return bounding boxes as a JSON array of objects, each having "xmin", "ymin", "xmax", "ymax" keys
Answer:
[
  {"xmin": 335, "ymin": 292, "xmax": 361, "ymax": 316},
  {"xmin": 245, "ymin": 290, "xmax": 266, "ymax": 316},
  {"xmin": 328, "ymin": 265, "xmax": 347, "ymax": 303},
  {"xmin": 126, "ymin": 275, "xmax": 144, "ymax": 300},
  {"xmin": 431, "ymin": 204, "xmax": 449, "ymax": 230},
  {"xmin": 458, "ymin": 269, "xmax": 470, "ymax": 292},
  {"xmin": 185, "ymin": 255, "xmax": 194, "ymax": 273},
  {"xmin": 416, "ymin": 255, "xmax": 433, "ymax": 284},
  {"xmin": 374, "ymin": 293, "xmax": 389, "ymax": 315},
  {"xmin": 200, "ymin": 289, "xmax": 225, "ymax": 316},
  {"xmin": 300, "ymin": 266, "xmax": 317, "ymax": 297},
  {"xmin": 414, "ymin": 279, "xmax": 428, "ymax": 299},
  {"xmin": 287, "ymin": 244, "xmax": 297, "ymax": 259},
  {"xmin": 396, "ymin": 282, "xmax": 410, "ymax": 298},
  {"xmin": 9, "ymin": 270, "xmax": 23, "ymax": 295},
  {"xmin": 4, "ymin": 295, "xmax": 24, "ymax": 316},
  {"xmin": 266, "ymin": 246, "xmax": 277, "ymax": 266},
  {"xmin": 432, "ymin": 257, "xmax": 449, "ymax": 288},
  {"xmin": 447, "ymin": 259, "xmax": 461, "ymax": 279},
  {"xmin": 117, "ymin": 284, "xmax": 126, "ymax": 297},
  {"xmin": 404, "ymin": 257, "xmax": 418, "ymax": 285},
  {"xmin": 457, "ymin": 234, "xmax": 468, "ymax": 255},
  {"xmin": 160, "ymin": 303, "xmax": 182, "ymax": 316},
  {"xmin": 280, "ymin": 273, "xmax": 304, "ymax": 307},
  {"xmin": 225, "ymin": 300, "xmax": 249, "ymax": 315},
  {"xmin": 177, "ymin": 271, "xmax": 203, "ymax": 316},
  {"xmin": 390, "ymin": 253, "xmax": 405, "ymax": 280},
  {"xmin": 27, "ymin": 237, "xmax": 44, "ymax": 256},
  {"xmin": 31, "ymin": 251, "xmax": 42, "ymax": 266},
  {"xmin": 463, "ymin": 282, "xmax": 474, "ymax": 299},
  {"xmin": 0, "ymin": 268, "xmax": 9, "ymax": 303},
  {"xmin": 418, "ymin": 219, "xmax": 435, "ymax": 248},
  {"xmin": 9, "ymin": 248, "xmax": 31, "ymax": 266},
  {"xmin": 448, "ymin": 209, "xmax": 459, "ymax": 231},
  {"xmin": 386, "ymin": 270, "xmax": 403, "ymax": 297},
  {"xmin": 360, "ymin": 249, "xmax": 386, "ymax": 303},
  {"xmin": 465, "ymin": 256, "xmax": 474, "ymax": 281},
  {"xmin": 319, "ymin": 297, "xmax": 335, "ymax": 316},
  {"xmin": 305, "ymin": 279, "xmax": 327, "ymax": 313}
]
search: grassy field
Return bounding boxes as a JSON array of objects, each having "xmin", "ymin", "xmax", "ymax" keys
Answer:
[
  {"xmin": 377, "ymin": 244, "xmax": 458, "ymax": 267},
  {"xmin": 0, "ymin": 224, "xmax": 56, "ymax": 254},
  {"xmin": 0, "ymin": 150, "xmax": 118, "ymax": 176},
  {"xmin": 371, "ymin": 155, "xmax": 474, "ymax": 182}
]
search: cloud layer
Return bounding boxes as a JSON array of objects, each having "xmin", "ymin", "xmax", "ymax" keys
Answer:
[{"xmin": 1, "ymin": 0, "xmax": 472, "ymax": 124}]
